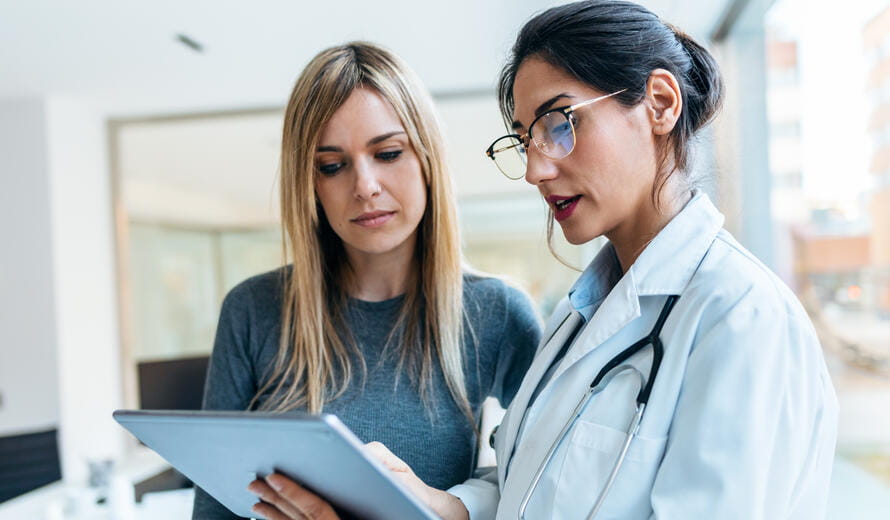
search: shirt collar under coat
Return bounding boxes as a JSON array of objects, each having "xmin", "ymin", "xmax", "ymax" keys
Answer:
[
  {"xmin": 550, "ymin": 190, "xmax": 724, "ymax": 375},
  {"xmin": 567, "ymin": 189, "xmax": 725, "ymax": 321}
]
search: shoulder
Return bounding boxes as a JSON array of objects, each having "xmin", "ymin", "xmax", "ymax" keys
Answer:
[
  {"xmin": 229, "ymin": 266, "xmax": 287, "ymax": 296},
  {"xmin": 675, "ymin": 230, "xmax": 835, "ymax": 416},
  {"xmin": 462, "ymin": 272, "xmax": 538, "ymax": 318},
  {"xmin": 222, "ymin": 266, "xmax": 288, "ymax": 317},
  {"xmin": 695, "ymin": 230, "xmax": 802, "ymax": 311},
  {"xmin": 685, "ymin": 229, "xmax": 816, "ymax": 345},
  {"xmin": 461, "ymin": 273, "xmax": 542, "ymax": 396},
  {"xmin": 461, "ymin": 271, "xmax": 542, "ymax": 348}
]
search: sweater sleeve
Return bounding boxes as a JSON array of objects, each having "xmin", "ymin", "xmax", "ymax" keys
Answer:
[
  {"xmin": 450, "ymin": 286, "xmax": 541, "ymax": 520},
  {"xmin": 491, "ymin": 285, "xmax": 542, "ymax": 408},
  {"xmin": 202, "ymin": 283, "xmax": 259, "ymax": 411},
  {"xmin": 192, "ymin": 283, "xmax": 259, "ymax": 520}
]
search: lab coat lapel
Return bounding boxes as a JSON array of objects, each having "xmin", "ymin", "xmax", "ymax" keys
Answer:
[
  {"xmin": 496, "ymin": 302, "xmax": 582, "ymax": 487},
  {"xmin": 549, "ymin": 271, "xmax": 641, "ymax": 382},
  {"xmin": 547, "ymin": 191, "xmax": 726, "ymax": 382},
  {"xmin": 494, "ymin": 192, "xmax": 729, "ymax": 516}
]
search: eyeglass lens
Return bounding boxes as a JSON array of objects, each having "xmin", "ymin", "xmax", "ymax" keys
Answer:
[
  {"xmin": 533, "ymin": 111, "xmax": 574, "ymax": 159},
  {"xmin": 489, "ymin": 135, "xmax": 527, "ymax": 180},
  {"xmin": 490, "ymin": 111, "xmax": 574, "ymax": 180}
]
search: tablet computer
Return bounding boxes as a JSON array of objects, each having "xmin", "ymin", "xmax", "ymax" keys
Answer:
[{"xmin": 113, "ymin": 410, "xmax": 438, "ymax": 519}]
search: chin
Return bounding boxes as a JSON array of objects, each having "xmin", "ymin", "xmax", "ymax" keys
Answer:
[
  {"xmin": 355, "ymin": 235, "xmax": 413, "ymax": 257},
  {"xmin": 558, "ymin": 222, "xmax": 597, "ymax": 246},
  {"xmin": 567, "ymin": 236, "xmax": 588, "ymax": 245},
  {"xmin": 564, "ymin": 234, "xmax": 591, "ymax": 246},
  {"xmin": 356, "ymin": 243, "xmax": 399, "ymax": 255}
]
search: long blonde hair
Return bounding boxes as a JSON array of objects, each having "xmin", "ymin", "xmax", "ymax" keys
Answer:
[{"xmin": 252, "ymin": 42, "xmax": 469, "ymax": 420}]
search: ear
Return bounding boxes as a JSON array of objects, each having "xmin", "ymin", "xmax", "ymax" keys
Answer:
[{"xmin": 645, "ymin": 69, "xmax": 682, "ymax": 136}]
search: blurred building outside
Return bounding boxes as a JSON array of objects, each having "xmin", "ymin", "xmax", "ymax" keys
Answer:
[{"xmin": 766, "ymin": 0, "xmax": 890, "ymax": 492}]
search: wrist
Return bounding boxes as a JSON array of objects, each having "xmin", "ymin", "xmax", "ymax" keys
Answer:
[{"xmin": 429, "ymin": 488, "xmax": 469, "ymax": 520}]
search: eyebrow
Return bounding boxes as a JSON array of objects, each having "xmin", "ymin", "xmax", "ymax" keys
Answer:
[
  {"xmin": 511, "ymin": 93, "xmax": 574, "ymax": 130},
  {"xmin": 316, "ymin": 131, "xmax": 407, "ymax": 152}
]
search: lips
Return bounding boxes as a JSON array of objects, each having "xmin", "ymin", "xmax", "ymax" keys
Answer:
[
  {"xmin": 546, "ymin": 195, "xmax": 581, "ymax": 222},
  {"xmin": 351, "ymin": 210, "xmax": 396, "ymax": 228}
]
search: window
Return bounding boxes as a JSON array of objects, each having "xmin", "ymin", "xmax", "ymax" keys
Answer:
[{"xmin": 764, "ymin": 0, "xmax": 890, "ymax": 513}]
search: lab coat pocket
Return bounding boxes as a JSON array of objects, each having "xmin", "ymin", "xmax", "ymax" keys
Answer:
[{"xmin": 553, "ymin": 420, "xmax": 666, "ymax": 519}]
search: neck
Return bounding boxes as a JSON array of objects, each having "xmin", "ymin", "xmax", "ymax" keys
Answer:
[
  {"xmin": 343, "ymin": 241, "xmax": 417, "ymax": 302},
  {"xmin": 609, "ymin": 185, "xmax": 692, "ymax": 273}
]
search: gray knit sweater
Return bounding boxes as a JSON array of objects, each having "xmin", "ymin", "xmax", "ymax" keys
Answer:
[{"xmin": 192, "ymin": 269, "xmax": 541, "ymax": 519}]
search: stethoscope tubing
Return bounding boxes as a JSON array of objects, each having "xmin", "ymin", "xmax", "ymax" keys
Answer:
[
  {"xmin": 517, "ymin": 383, "xmax": 597, "ymax": 518},
  {"xmin": 516, "ymin": 295, "xmax": 679, "ymax": 519},
  {"xmin": 590, "ymin": 295, "xmax": 679, "ymax": 406},
  {"xmin": 585, "ymin": 403, "xmax": 645, "ymax": 520}
]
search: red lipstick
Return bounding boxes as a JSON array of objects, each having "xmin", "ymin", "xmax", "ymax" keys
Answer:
[{"xmin": 546, "ymin": 195, "xmax": 581, "ymax": 222}]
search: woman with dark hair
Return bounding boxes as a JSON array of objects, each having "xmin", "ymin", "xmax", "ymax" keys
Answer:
[{"xmin": 253, "ymin": 2, "xmax": 837, "ymax": 519}]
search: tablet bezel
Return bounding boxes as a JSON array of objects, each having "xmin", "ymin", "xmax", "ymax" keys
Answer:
[{"xmin": 113, "ymin": 409, "xmax": 439, "ymax": 519}]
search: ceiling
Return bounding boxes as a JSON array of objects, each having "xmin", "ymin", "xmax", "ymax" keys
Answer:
[
  {"xmin": 0, "ymin": 0, "xmax": 736, "ymax": 117},
  {"xmin": 4, "ymin": 0, "xmax": 740, "ymax": 229}
]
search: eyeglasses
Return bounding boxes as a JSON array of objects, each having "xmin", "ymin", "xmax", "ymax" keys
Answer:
[{"xmin": 485, "ymin": 89, "xmax": 627, "ymax": 180}]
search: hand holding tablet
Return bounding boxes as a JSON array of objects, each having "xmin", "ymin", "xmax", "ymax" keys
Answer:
[
  {"xmin": 247, "ymin": 473, "xmax": 341, "ymax": 520},
  {"xmin": 113, "ymin": 410, "xmax": 438, "ymax": 519},
  {"xmin": 245, "ymin": 442, "xmax": 469, "ymax": 520}
]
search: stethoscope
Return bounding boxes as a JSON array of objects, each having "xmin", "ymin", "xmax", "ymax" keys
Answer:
[{"xmin": 511, "ymin": 294, "xmax": 680, "ymax": 520}]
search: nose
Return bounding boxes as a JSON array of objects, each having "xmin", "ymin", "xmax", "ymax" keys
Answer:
[
  {"xmin": 353, "ymin": 160, "xmax": 382, "ymax": 200},
  {"xmin": 523, "ymin": 146, "xmax": 559, "ymax": 186}
]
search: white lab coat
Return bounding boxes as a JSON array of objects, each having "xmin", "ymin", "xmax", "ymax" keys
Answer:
[{"xmin": 449, "ymin": 192, "xmax": 838, "ymax": 519}]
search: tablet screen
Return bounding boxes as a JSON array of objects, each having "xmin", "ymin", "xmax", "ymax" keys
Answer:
[{"xmin": 114, "ymin": 410, "xmax": 438, "ymax": 519}]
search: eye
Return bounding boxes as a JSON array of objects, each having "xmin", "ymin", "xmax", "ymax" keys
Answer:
[
  {"xmin": 318, "ymin": 162, "xmax": 344, "ymax": 176},
  {"xmin": 547, "ymin": 111, "xmax": 580, "ymax": 139},
  {"xmin": 551, "ymin": 116, "xmax": 573, "ymax": 137},
  {"xmin": 376, "ymin": 150, "xmax": 403, "ymax": 162},
  {"xmin": 567, "ymin": 112, "xmax": 579, "ymax": 128}
]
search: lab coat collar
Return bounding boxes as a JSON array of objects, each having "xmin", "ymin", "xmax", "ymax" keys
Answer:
[
  {"xmin": 553, "ymin": 190, "xmax": 723, "ymax": 372},
  {"xmin": 567, "ymin": 191, "xmax": 723, "ymax": 316},
  {"xmin": 498, "ymin": 194, "xmax": 724, "ymax": 484},
  {"xmin": 629, "ymin": 190, "xmax": 724, "ymax": 297},
  {"xmin": 497, "ymin": 306, "xmax": 585, "ymax": 487}
]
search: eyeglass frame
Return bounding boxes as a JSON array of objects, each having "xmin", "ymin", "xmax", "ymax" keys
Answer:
[{"xmin": 485, "ymin": 88, "xmax": 628, "ymax": 180}]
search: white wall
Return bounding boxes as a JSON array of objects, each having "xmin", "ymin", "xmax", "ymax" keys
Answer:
[
  {"xmin": 0, "ymin": 98, "xmax": 61, "ymax": 437},
  {"xmin": 118, "ymin": 114, "xmax": 282, "ymax": 228},
  {"xmin": 0, "ymin": 97, "xmax": 125, "ymax": 485},
  {"xmin": 46, "ymin": 99, "xmax": 125, "ymax": 484}
]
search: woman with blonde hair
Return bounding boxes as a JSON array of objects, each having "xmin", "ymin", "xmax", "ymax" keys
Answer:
[{"xmin": 193, "ymin": 41, "xmax": 541, "ymax": 519}]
